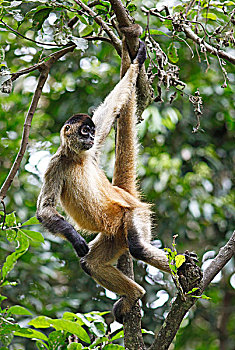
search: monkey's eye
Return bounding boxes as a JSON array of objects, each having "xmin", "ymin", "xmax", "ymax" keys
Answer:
[
  {"xmin": 65, "ymin": 125, "xmax": 70, "ymax": 132},
  {"xmin": 80, "ymin": 125, "xmax": 90, "ymax": 135}
]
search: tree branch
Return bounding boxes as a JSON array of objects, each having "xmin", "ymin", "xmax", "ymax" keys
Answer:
[
  {"xmin": 0, "ymin": 68, "xmax": 49, "ymax": 203},
  {"xmin": 181, "ymin": 24, "xmax": 235, "ymax": 65},
  {"xmin": 150, "ymin": 231, "xmax": 235, "ymax": 350},
  {"xmin": 203, "ymin": 230, "xmax": 235, "ymax": 289},
  {"xmin": 0, "ymin": 45, "xmax": 76, "ymax": 202},
  {"xmin": 73, "ymin": 0, "xmax": 122, "ymax": 55},
  {"xmin": 109, "ymin": 0, "xmax": 154, "ymax": 118},
  {"xmin": 0, "ymin": 19, "xmax": 61, "ymax": 48},
  {"xmin": 10, "ymin": 45, "xmax": 76, "ymax": 82},
  {"xmin": 141, "ymin": 7, "xmax": 235, "ymax": 66}
]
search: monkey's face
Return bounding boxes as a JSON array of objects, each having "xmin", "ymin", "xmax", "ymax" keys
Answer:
[{"xmin": 61, "ymin": 114, "xmax": 95, "ymax": 153}]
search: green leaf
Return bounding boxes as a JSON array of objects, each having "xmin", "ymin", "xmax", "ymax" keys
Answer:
[
  {"xmin": 100, "ymin": 0, "xmax": 110, "ymax": 7},
  {"xmin": 14, "ymin": 328, "xmax": 48, "ymax": 341},
  {"xmin": 0, "ymin": 47, "xmax": 5, "ymax": 61},
  {"xmin": 78, "ymin": 15, "xmax": 88, "ymax": 25},
  {"xmin": 127, "ymin": 3, "xmax": 137, "ymax": 12},
  {"xmin": 175, "ymin": 254, "xmax": 186, "ymax": 268},
  {"xmin": 167, "ymin": 42, "xmax": 179, "ymax": 63},
  {"xmin": 103, "ymin": 345, "xmax": 125, "ymax": 349},
  {"xmin": 89, "ymin": 321, "xmax": 106, "ymax": 337},
  {"xmin": 67, "ymin": 343, "xmax": 82, "ymax": 350},
  {"xmin": 80, "ymin": 25, "xmax": 93, "ymax": 37},
  {"xmin": 0, "ymin": 295, "xmax": 7, "ymax": 303},
  {"xmin": 6, "ymin": 229, "xmax": 17, "ymax": 242},
  {"xmin": 29, "ymin": 317, "xmax": 90, "ymax": 343},
  {"xmin": 28, "ymin": 316, "xmax": 53, "ymax": 329},
  {"xmin": 169, "ymin": 263, "xmax": 177, "ymax": 274},
  {"xmin": 187, "ymin": 287, "xmax": 199, "ymax": 294},
  {"xmin": 200, "ymin": 294, "xmax": 211, "ymax": 300},
  {"xmin": 63, "ymin": 312, "xmax": 89, "ymax": 327},
  {"xmin": 110, "ymin": 330, "xmax": 124, "ymax": 341},
  {"xmin": 36, "ymin": 340, "xmax": 49, "ymax": 350},
  {"xmin": 20, "ymin": 229, "xmax": 44, "ymax": 243},
  {"xmin": 22, "ymin": 216, "xmax": 40, "ymax": 226},
  {"xmin": 8, "ymin": 305, "xmax": 32, "ymax": 316},
  {"xmin": 141, "ymin": 329, "xmax": 155, "ymax": 335},
  {"xmin": 1, "ymin": 233, "xmax": 29, "ymax": 280},
  {"xmin": 25, "ymin": 6, "xmax": 53, "ymax": 30},
  {"xmin": 202, "ymin": 12, "xmax": 217, "ymax": 20},
  {"xmin": 0, "ymin": 281, "xmax": 17, "ymax": 287},
  {"xmin": 149, "ymin": 29, "xmax": 170, "ymax": 37},
  {"xmin": 90, "ymin": 337, "xmax": 109, "ymax": 349},
  {"xmin": 52, "ymin": 319, "xmax": 90, "ymax": 343},
  {"xmin": 5, "ymin": 212, "xmax": 17, "ymax": 227}
]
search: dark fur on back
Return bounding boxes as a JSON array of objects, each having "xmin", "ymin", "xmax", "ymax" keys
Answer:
[{"xmin": 65, "ymin": 114, "xmax": 95, "ymax": 128}]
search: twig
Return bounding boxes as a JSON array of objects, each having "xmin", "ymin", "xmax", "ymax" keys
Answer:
[
  {"xmin": 11, "ymin": 45, "xmax": 76, "ymax": 82},
  {"xmin": 0, "ymin": 69, "xmax": 49, "ymax": 203},
  {"xmin": 88, "ymin": 0, "xmax": 102, "ymax": 7},
  {"xmin": 0, "ymin": 45, "xmax": 76, "ymax": 202},
  {"xmin": 83, "ymin": 35, "xmax": 112, "ymax": 44},
  {"xmin": 0, "ymin": 19, "xmax": 61, "ymax": 48},
  {"xmin": 181, "ymin": 24, "xmax": 235, "ymax": 65},
  {"xmin": 141, "ymin": 8, "xmax": 235, "ymax": 65},
  {"xmin": 174, "ymin": 34, "xmax": 194, "ymax": 58},
  {"xmin": 1, "ymin": 200, "xmax": 6, "ymax": 230},
  {"xmin": 73, "ymin": 0, "xmax": 122, "ymax": 55},
  {"xmin": 186, "ymin": 0, "xmax": 196, "ymax": 15}
]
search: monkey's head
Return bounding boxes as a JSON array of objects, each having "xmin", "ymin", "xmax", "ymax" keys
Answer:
[{"xmin": 60, "ymin": 114, "xmax": 95, "ymax": 153}]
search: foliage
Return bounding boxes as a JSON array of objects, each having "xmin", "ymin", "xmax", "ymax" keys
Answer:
[
  {"xmin": 0, "ymin": 213, "xmax": 124, "ymax": 348},
  {"xmin": 0, "ymin": 0, "xmax": 234, "ymax": 349}
]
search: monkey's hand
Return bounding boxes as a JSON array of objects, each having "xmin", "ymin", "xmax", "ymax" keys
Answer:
[
  {"xmin": 72, "ymin": 234, "xmax": 89, "ymax": 257},
  {"xmin": 135, "ymin": 40, "xmax": 147, "ymax": 68}
]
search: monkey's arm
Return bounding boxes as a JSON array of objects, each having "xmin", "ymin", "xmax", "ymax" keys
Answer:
[
  {"xmin": 92, "ymin": 42, "xmax": 146, "ymax": 154},
  {"xmin": 36, "ymin": 157, "xmax": 89, "ymax": 257}
]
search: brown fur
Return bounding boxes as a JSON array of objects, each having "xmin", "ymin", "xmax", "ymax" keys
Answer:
[{"xmin": 37, "ymin": 46, "xmax": 170, "ymax": 323}]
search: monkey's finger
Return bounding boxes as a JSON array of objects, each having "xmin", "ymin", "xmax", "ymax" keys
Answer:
[{"xmin": 75, "ymin": 241, "xmax": 89, "ymax": 257}]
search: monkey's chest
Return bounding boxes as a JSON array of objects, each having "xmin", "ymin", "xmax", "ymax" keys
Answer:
[{"xmin": 60, "ymin": 164, "xmax": 124, "ymax": 234}]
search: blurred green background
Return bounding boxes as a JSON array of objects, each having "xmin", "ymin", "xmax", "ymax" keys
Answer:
[{"xmin": 0, "ymin": 0, "xmax": 234, "ymax": 349}]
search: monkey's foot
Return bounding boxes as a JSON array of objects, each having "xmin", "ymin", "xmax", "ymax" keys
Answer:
[
  {"xmin": 112, "ymin": 297, "xmax": 128, "ymax": 324},
  {"xmin": 113, "ymin": 296, "xmax": 140, "ymax": 324}
]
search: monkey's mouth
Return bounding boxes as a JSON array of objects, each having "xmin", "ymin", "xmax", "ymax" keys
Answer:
[{"xmin": 82, "ymin": 140, "xmax": 94, "ymax": 150}]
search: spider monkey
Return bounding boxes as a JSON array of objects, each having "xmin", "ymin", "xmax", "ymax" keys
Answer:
[{"xmin": 37, "ymin": 41, "xmax": 170, "ymax": 323}]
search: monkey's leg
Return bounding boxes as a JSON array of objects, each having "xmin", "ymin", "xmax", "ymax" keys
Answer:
[
  {"xmin": 80, "ymin": 234, "xmax": 145, "ymax": 323},
  {"xmin": 126, "ymin": 210, "xmax": 171, "ymax": 273}
]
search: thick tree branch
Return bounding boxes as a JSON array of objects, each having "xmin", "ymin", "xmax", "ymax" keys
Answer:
[
  {"xmin": 0, "ymin": 45, "xmax": 76, "ymax": 202},
  {"xmin": 109, "ymin": 0, "xmax": 154, "ymax": 118},
  {"xmin": 150, "ymin": 231, "xmax": 235, "ymax": 350},
  {"xmin": 149, "ymin": 294, "xmax": 197, "ymax": 350},
  {"xmin": 117, "ymin": 255, "xmax": 146, "ymax": 350}
]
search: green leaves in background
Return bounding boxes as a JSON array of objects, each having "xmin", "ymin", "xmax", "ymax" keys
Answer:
[{"xmin": 167, "ymin": 42, "xmax": 179, "ymax": 63}]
